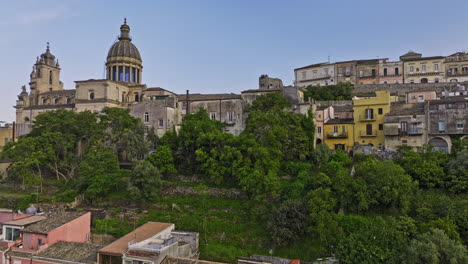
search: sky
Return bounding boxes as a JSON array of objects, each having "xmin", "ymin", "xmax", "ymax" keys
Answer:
[{"xmin": 1, "ymin": 0, "xmax": 468, "ymax": 122}]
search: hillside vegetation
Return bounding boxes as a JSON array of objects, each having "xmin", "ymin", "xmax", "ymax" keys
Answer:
[{"xmin": 1, "ymin": 93, "xmax": 467, "ymax": 264}]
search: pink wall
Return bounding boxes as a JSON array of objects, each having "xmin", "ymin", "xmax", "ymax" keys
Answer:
[
  {"xmin": 21, "ymin": 212, "xmax": 91, "ymax": 251},
  {"xmin": 0, "ymin": 213, "xmax": 31, "ymax": 223}
]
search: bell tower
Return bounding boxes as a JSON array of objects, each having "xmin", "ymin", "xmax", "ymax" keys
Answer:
[{"xmin": 29, "ymin": 42, "xmax": 63, "ymax": 94}]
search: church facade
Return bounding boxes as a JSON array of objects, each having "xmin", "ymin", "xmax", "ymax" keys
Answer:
[{"xmin": 14, "ymin": 20, "xmax": 304, "ymax": 138}]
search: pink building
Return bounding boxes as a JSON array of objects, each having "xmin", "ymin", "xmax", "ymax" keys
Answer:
[
  {"xmin": 406, "ymin": 89, "xmax": 437, "ymax": 103},
  {"xmin": 4, "ymin": 211, "xmax": 91, "ymax": 264},
  {"xmin": 379, "ymin": 61, "xmax": 403, "ymax": 84}
]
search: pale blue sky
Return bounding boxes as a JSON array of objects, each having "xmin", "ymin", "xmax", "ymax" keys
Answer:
[{"xmin": 1, "ymin": 0, "xmax": 468, "ymax": 121}]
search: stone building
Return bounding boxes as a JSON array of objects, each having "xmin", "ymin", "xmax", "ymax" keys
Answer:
[
  {"xmin": 356, "ymin": 59, "xmax": 387, "ymax": 85},
  {"xmin": 444, "ymin": 52, "xmax": 468, "ymax": 83},
  {"xmin": 14, "ymin": 20, "xmax": 305, "ymax": 139},
  {"xmin": 384, "ymin": 103, "xmax": 427, "ymax": 151},
  {"xmin": 378, "ymin": 60, "xmax": 403, "ymax": 84},
  {"xmin": 335, "ymin": 60, "xmax": 357, "ymax": 84},
  {"xmin": 294, "ymin": 62, "xmax": 335, "ymax": 87},
  {"xmin": 426, "ymin": 96, "xmax": 468, "ymax": 153},
  {"xmin": 259, "ymin": 74, "xmax": 283, "ymax": 90},
  {"xmin": 400, "ymin": 50, "xmax": 445, "ymax": 84}
]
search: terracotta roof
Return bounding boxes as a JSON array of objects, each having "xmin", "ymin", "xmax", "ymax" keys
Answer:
[
  {"xmin": 34, "ymin": 241, "xmax": 102, "ymax": 264},
  {"xmin": 22, "ymin": 211, "xmax": 87, "ymax": 234},
  {"xmin": 3, "ymin": 215, "xmax": 47, "ymax": 226},
  {"xmin": 161, "ymin": 256, "xmax": 227, "ymax": 264},
  {"xmin": 326, "ymin": 118, "xmax": 354, "ymax": 124},
  {"xmin": 98, "ymin": 222, "xmax": 173, "ymax": 255},
  {"xmin": 177, "ymin": 93, "xmax": 241, "ymax": 101},
  {"xmin": 6, "ymin": 250, "xmax": 33, "ymax": 259}
]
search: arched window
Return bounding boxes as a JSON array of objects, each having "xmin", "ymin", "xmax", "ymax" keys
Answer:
[
  {"xmin": 134, "ymin": 93, "xmax": 139, "ymax": 102},
  {"xmin": 89, "ymin": 91, "xmax": 95, "ymax": 100},
  {"xmin": 122, "ymin": 92, "xmax": 126, "ymax": 102},
  {"xmin": 42, "ymin": 98, "xmax": 47, "ymax": 104},
  {"xmin": 54, "ymin": 97, "xmax": 59, "ymax": 104},
  {"xmin": 144, "ymin": 112, "xmax": 149, "ymax": 123},
  {"xmin": 66, "ymin": 97, "xmax": 71, "ymax": 104},
  {"xmin": 49, "ymin": 70, "xmax": 53, "ymax": 84}
]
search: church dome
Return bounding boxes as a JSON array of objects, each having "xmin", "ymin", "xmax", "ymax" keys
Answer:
[
  {"xmin": 107, "ymin": 41, "xmax": 141, "ymax": 61},
  {"xmin": 106, "ymin": 18, "xmax": 142, "ymax": 62}
]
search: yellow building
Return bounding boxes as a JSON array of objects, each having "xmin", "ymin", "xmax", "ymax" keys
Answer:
[
  {"xmin": 353, "ymin": 90, "xmax": 391, "ymax": 149},
  {"xmin": 0, "ymin": 122, "xmax": 14, "ymax": 151},
  {"xmin": 323, "ymin": 118, "xmax": 355, "ymax": 151}
]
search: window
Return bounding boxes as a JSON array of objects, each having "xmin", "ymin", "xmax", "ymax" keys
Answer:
[
  {"xmin": 462, "ymin": 67, "xmax": 468, "ymax": 74},
  {"xmin": 342, "ymin": 125, "xmax": 346, "ymax": 133},
  {"xmin": 66, "ymin": 97, "xmax": 71, "ymax": 104},
  {"xmin": 134, "ymin": 93, "xmax": 139, "ymax": 102},
  {"xmin": 210, "ymin": 112, "xmax": 216, "ymax": 120},
  {"xmin": 395, "ymin": 67, "xmax": 399, "ymax": 75},
  {"xmin": 435, "ymin": 78, "xmax": 439, "ymax": 83},
  {"xmin": 371, "ymin": 69, "xmax": 376, "ymax": 77},
  {"xmin": 384, "ymin": 81, "xmax": 388, "ymax": 84},
  {"xmin": 434, "ymin": 63, "xmax": 439, "ymax": 72},
  {"xmin": 438, "ymin": 104, "xmax": 446, "ymax": 110},
  {"xmin": 182, "ymin": 101, "xmax": 187, "ymax": 109},
  {"xmin": 383, "ymin": 68, "xmax": 388, "ymax": 76},
  {"xmin": 401, "ymin": 121, "xmax": 408, "ymax": 132},
  {"xmin": 438, "ymin": 121, "xmax": 446, "ymax": 132},
  {"xmin": 89, "ymin": 91, "xmax": 95, "ymax": 100},
  {"xmin": 317, "ymin": 127, "xmax": 322, "ymax": 134},
  {"xmin": 228, "ymin": 112, "xmax": 234, "ymax": 122},
  {"xmin": 125, "ymin": 66, "xmax": 130, "ymax": 82},
  {"xmin": 333, "ymin": 126, "xmax": 338, "ymax": 133},
  {"xmin": 345, "ymin": 67, "xmax": 351, "ymax": 76},
  {"xmin": 144, "ymin": 112, "xmax": 149, "ymax": 123},
  {"xmin": 158, "ymin": 119, "xmax": 164, "ymax": 128},
  {"xmin": 301, "ymin": 71, "xmax": 306, "ymax": 79},
  {"xmin": 5, "ymin": 227, "xmax": 21, "ymax": 241},
  {"xmin": 38, "ymin": 238, "xmax": 43, "ymax": 246},
  {"xmin": 378, "ymin": 108, "xmax": 383, "ymax": 115},
  {"xmin": 402, "ymin": 140, "xmax": 408, "ymax": 145},
  {"xmin": 418, "ymin": 95, "xmax": 424, "ymax": 102},
  {"xmin": 365, "ymin": 108, "xmax": 374, "ymax": 120},
  {"xmin": 359, "ymin": 70, "xmax": 364, "ymax": 77},
  {"xmin": 421, "ymin": 64, "xmax": 426, "ymax": 73},
  {"xmin": 410, "ymin": 80, "xmax": 415, "ymax": 84},
  {"xmin": 379, "ymin": 124, "xmax": 383, "ymax": 130},
  {"xmin": 456, "ymin": 120, "xmax": 464, "ymax": 129},
  {"xmin": 54, "ymin": 98, "xmax": 59, "ymax": 104},
  {"xmin": 49, "ymin": 70, "xmax": 53, "ymax": 84},
  {"xmin": 409, "ymin": 66, "xmax": 414, "ymax": 73}
]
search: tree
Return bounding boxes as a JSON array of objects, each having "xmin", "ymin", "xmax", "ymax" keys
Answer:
[
  {"xmin": 352, "ymin": 160, "xmax": 415, "ymax": 212},
  {"xmin": 401, "ymin": 229, "xmax": 468, "ymax": 264},
  {"xmin": 100, "ymin": 107, "xmax": 148, "ymax": 161},
  {"xmin": 78, "ymin": 146, "xmax": 121, "ymax": 201},
  {"xmin": 303, "ymin": 83, "xmax": 353, "ymax": 101},
  {"xmin": 397, "ymin": 145, "xmax": 448, "ymax": 188},
  {"xmin": 446, "ymin": 148, "xmax": 468, "ymax": 193},
  {"xmin": 128, "ymin": 160, "xmax": 162, "ymax": 201},
  {"xmin": 267, "ymin": 199, "xmax": 310, "ymax": 246},
  {"xmin": 147, "ymin": 146, "xmax": 176, "ymax": 177},
  {"xmin": 311, "ymin": 143, "xmax": 330, "ymax": 168}
]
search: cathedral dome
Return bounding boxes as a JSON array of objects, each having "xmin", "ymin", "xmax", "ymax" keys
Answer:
[{"xmin": 106, "ymin": 18, "xmax": 142, "ymax": 62}]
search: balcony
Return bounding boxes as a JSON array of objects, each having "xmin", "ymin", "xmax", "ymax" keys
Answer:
[
  {"xmin": 446, "ymin": 71, "xmax": 468, "ymax": 77},
  {"xmin": 327, "ymin": 132, "xmax": 348, "ymax": 139},
  {"xmin": 359, "ymin": 115, "xmax": 376, "ymax": 122},
  {"xmin": 360, "ymin": 130, "xmax": 377, "ymax": 137},
  {"xmin": 399, "ymin": 128, "xmax": 423, "ymax": 135}
]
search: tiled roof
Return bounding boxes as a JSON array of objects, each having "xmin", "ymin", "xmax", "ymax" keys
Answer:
[
  {"xmin": 333, "ymin": 105, "xmax": 353, "ymax": 112},
  {"xmin": 34, "ymin": 241, "xmax": 102, "ymax": 264},
  {"xmin": 98, "ymin": 222, "xmax": 173, "ymax": 255},
  {"xmin": 294, "ymin": 62, "xmax": 331, "ymax": 70},
  {"xmin": 177, "ymin": 93, "xmax": 242, "ymax": 100},
  {"xmin": 22, "ymin": 211, "xmax": 87, "ymax": 234},
  {"xmin": 241, "ymin": 89, "xmax": 281, "ymax": 94},
  {"xmin": 387, "ymin": 102, "xmax": 425, "ymax": 116},
  {"xmin": 428, "ymin": 96, "xmax": 468, "ymax": 104},
  {"xmin": 2, "ymin": 215, "xmax": 46, "ymax": 226},
  {"xmin": 161, "ymin": 256, "xmax": 227, "ymax": 264},
  {"xmin": 326, "ymin": 118, "xmax": 354, "ymax": 124}
]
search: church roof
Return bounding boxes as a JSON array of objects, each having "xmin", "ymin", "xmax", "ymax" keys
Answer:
[{"xmin": 107, "ymin": 19, "xmax": 142, "ymax": 62}]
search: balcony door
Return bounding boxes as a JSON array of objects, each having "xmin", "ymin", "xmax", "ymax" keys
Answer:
[
  {"xmin": 366, "ymin": 124, "xmax": 373, "ymax": 135},
  {"xmin": 365, "ymin": 109, "xmax": 374, "ymax": 120}
]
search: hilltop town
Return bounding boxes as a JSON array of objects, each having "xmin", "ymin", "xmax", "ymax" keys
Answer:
[{"xmin": 0, "ymin": 20, "xmax": 466, "ymax": 264}]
